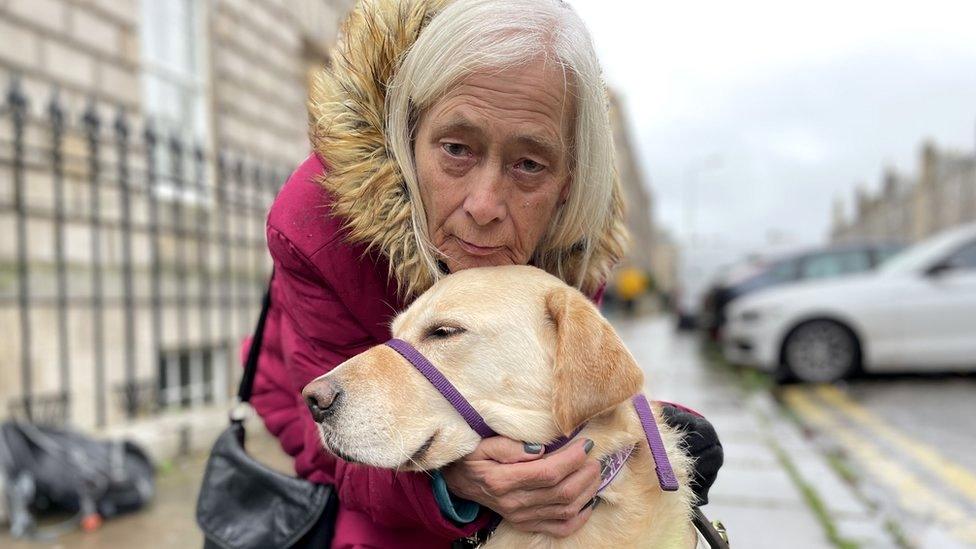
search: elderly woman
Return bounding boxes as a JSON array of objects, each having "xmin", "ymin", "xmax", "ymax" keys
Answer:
[{"xmin": 250, "ymin": 0, "xmax": 721, "ymax": 547}]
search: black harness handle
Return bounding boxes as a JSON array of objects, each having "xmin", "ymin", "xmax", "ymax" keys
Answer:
[{"xmin": 693, "ymin": 506, "xmax": 731, "ymax": 548}]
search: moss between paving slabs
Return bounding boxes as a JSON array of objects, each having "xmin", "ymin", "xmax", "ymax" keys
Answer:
[
  {"xmin": 778, "ymin": 400, "xmax": 912, "ymax": 549},
  {"xmin": 883, "ymin": 520, "xmax": 912, "ymax": 549},
  {"xmin": 700, "ymin": 341, "xmax": 861, "ymax": 549},
  {"xmin": 699, "ymin": 340, "xmax": 774, "ymax": 394},
  {"xmin": 769, "ymin": 433, "xmax": 860, "ymax": 549}
]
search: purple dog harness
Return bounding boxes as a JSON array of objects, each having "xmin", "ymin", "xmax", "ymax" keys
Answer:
[{"xmin": 384, "ymin": 338, "xmax": 679, "ymax": 493}]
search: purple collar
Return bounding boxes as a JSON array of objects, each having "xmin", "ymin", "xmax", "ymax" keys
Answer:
[{"xmin": 385, "ymin": 338, "xmax": 678, "ymax": 492}]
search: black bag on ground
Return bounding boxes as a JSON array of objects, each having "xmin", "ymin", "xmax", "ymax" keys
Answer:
[
  {"xmin": 195, "ymin": 278, "xmax": 338, "ymax": 549},
  {"xmin": 0, "ymin": 420, "xmax": 155, "ymax": 538}
]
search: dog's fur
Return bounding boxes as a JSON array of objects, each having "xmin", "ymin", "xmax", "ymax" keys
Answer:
[{"xmin": 305, "ymin": 266, "xmax": 694, "ymax": 547}]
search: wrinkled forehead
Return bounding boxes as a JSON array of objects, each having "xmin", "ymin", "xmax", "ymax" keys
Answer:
[{"xmin": 391, "ymin": 267, "xmax": 560, "ymax": 336}]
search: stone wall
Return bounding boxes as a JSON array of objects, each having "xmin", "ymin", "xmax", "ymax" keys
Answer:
[
  {"xmin": 609, "ymin": 92, "xmax": 657, "ymax": 275},
  {"xmin": 0, "ymin": 0, "xmax": 352, "ymax": 434}
]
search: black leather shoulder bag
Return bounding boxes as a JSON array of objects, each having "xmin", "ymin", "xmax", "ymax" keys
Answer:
[{"xmin": 196, "ymin": 280, "xmax": 338, "ymax": 548}]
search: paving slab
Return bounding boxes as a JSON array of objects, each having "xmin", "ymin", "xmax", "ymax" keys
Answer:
[
  {"xmin": 835, "ymin": 515, "xmax": 899, "ymax": 548},
  {"xmin": 615, "ymin": 315, "xmax": 898, "ymax": 548},
  {"xmin": 619, "ymin": 317, "xmax": 832, "ymax": 545},
  {"xmin": 709, "ymin": 464, "xmax": 807, "ymax": 508},
  {"xmin": 719, "ymin": 439, "xmax": 782, "ymax": 470},
  {"xmin": 705, "ymin": 502, "xmax": 833, "ymax": 549}
]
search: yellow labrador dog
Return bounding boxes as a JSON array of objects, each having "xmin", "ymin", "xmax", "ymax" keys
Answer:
[{"xmin": 303, "ymin": 265, "xmax": 695, "ymax": 547}]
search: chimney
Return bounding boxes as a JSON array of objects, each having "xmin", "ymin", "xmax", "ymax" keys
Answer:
[
  {"xmin": 883, "ymin": 166, "xmax": 898, "ymax": 197},
  {"xmin": 832, "ymin": 195, "xmax": 846, "ymax": 228},
  {"xmin": 920, "ymin": 140, "xmax": 937, "ymax": 186},
  {"xmin": 856, "ymin": 184, "xmax": 870, "ymax": 215}
]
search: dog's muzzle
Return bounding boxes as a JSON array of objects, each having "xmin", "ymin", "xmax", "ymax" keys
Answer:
[
  {"xmin": 384, "ymin": 338, "xmax": 679, "ymax": 492},
  {"xmin": 303, "ymin": 378, "xmax": 342, "ymax": 423}
]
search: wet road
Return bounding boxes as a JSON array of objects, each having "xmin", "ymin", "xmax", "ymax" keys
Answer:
[
  {"xmin": 781, "ymin": 373, "xmax": 976, "ymax": 547},
  {"xmin": 842, "ymin": 375, "xmax": 976, "ymax": 474}
]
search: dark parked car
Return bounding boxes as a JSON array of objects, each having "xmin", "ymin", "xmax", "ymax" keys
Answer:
[{"xmin": 699, "ymin": 242, "xmax": 904, "ymax": 340}]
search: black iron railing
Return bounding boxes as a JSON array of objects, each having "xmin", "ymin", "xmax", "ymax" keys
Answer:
[{"xmin": 1, "ymin": 75, "xmax": 288, "ymax": 428}]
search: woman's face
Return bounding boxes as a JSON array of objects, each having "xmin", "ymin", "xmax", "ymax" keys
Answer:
[{"xmin": 414, "ymin": 59, "xmax": 573, "ymax": 273}]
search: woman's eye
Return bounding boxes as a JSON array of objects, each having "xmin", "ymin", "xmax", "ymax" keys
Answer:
[
  {"xmin": 442, "ymin": 143, "xmax": 469, "ymax": 157},
  {"xmin": 515, "ymin": 158, "xmax": 545, "ymax": 173},
  {"xmin": 427, "ymin": 325, "xmax": 466, "ymax": 339}
]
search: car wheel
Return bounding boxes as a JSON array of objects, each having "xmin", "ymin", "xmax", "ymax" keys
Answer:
[{"xmin": 782, "ymin": 320, "xmax": 858, "ymax": 383}]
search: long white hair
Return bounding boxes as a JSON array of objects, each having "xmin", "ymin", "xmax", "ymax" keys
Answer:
[{"xmin": 385, "ymin": 0, "xmax": 616, "ymax": 290}]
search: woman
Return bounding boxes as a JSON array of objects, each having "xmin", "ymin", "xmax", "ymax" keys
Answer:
[{"xmin": 250, "ymin": 0, "xmax": 722, "ymax": 547}]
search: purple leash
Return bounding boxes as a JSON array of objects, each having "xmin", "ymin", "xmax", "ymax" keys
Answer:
[
  {"xmin": 386, "ymin": 338, "xmax": 497, "ymax": 438},
  {"xmin": 384, "ymin": 338, "xmax": 678, "ymax": 492},
  {"xmin": 633, "ymin": 394, "xmax": 679, "ymax": 491}
]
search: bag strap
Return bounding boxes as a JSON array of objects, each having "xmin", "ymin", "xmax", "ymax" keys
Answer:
[{"xmin": 237, "ymin": 274, "xmax": 274, "ymax": 404}]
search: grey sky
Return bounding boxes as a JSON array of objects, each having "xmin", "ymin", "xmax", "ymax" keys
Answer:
[{"xmin": 569, "ymin": 0, "xmax": 976, "ymax": 254}]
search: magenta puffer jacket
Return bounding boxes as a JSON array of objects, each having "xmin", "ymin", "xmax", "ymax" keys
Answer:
[{"xmin": 246, "ymin": 154, "xmax": 490, "ymax": 548}]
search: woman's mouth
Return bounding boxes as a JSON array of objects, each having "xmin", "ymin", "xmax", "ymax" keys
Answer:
[{"xmin": 454, "ymin": 236, "xmax": 503, "ymax": 257}]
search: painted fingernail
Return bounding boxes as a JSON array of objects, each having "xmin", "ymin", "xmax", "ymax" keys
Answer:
[
  {"xmin": 523, "ymin": 442, "xmax": 544, "ymax": 454},
  {"xmin": 583, "ymin": 439, "xmax": 594, "ymax": 454},
  {"xmin": 578, "ymin": 496, "xmax": 598, "ymax": 514}
]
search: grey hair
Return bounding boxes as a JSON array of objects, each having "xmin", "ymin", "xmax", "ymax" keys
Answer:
[{"xmin": 386, "ymin": 0, "xmax": 614, "ymax": 289}]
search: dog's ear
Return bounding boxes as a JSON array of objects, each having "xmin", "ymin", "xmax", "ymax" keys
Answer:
[{"xmin": 546, "ymin": 286, "xmax": 644, "ymax": 436}]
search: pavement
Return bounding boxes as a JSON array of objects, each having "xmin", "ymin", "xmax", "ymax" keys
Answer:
[
  {"xmin": 0, "ymin": 312, "xmax": 909, "ymax": 548},
  {"xmin": 613, "ymin": 314, "xmax": 895, "ymax": 549},
  {"xmin": 0, "ymin": 420, "xmax": 293, "ymax": 549}
]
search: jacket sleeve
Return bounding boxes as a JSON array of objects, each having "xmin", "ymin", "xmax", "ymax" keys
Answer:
[
  {"xmin": 658, "ymin": 402, "xmax": 723, "ymax": 506},
  {"xmin": 264, "ymin": 225, "xmax": 489, "ymax": 538}
]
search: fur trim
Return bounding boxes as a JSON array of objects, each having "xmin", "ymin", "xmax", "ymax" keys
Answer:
[{"xmin": 308, "ymin": 0, "xmax": 627, "ymax": 298}]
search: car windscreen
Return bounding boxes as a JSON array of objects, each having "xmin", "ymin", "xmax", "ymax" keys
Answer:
[
  {"xmin": 799, "ymin": 250, "xmax": 872, "ymax": 280},
  {"xmin": 734, "ymin": 259, "xmax": 797, "ymax": 294},
  {"xmin": 880, "ymin": 227, "xmax": 976, "ymax": 274}
]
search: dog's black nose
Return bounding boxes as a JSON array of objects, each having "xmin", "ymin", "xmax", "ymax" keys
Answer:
[{"xmin": 302, "ymin": 378, "xmax": 342, "ymax": 423}]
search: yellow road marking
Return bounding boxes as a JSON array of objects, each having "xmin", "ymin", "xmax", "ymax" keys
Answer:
[
  {"xmin": 816, "ymin": 384, "xmax": 976, "ymax": 507},
  {"xmin": 782, "ymin": 387, "xmax": 976, "ymax": 544}
]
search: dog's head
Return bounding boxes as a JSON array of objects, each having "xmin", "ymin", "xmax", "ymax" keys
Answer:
[{"xmin": 302, "ymin": 265, "xmax": 643, "ymax": 471}]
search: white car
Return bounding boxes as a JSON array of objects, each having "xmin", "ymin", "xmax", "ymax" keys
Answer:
[
  {"xmin": 673, "ymin": 245, "xmax": 745, "ymax": 329},
  {"xmin": 723, "ymin": 223, "xmax": 976, "ymax": 382}
]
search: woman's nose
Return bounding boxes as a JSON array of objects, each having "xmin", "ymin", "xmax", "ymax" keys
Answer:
[{"xmin": 463, "ymin": 169, "xmax": 507, "ymax": 226}]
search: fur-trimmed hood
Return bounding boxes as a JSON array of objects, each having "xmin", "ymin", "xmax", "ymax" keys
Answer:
[{"xmin": 307, "ymin": 0, "xmax": 627, "ymax": 299}]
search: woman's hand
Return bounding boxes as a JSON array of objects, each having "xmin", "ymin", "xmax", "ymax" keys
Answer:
[{"xmin": 441, "ymin": 437, "xmax": 602, "ymax": 538}]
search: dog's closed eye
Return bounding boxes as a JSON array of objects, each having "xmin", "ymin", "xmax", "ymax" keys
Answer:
[{"xmin": 425, "ymin": 325, "xmax": 466, "ymax": 340}]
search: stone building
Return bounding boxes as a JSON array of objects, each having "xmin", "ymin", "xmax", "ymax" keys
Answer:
[
  {"xmin": 650, "ymin": 228, "xmax": 679, "ymax": 298},
  {"xmin": 608, "ymin": 91, "xmax": 675, "ymax": 294},
  {"xmin": 609, "ymin": 92, "xmax": 654, "ymax": 270},
  {"xmin": 0, "ymin": 0, "xmax": 352, "ymax": 456},
  {"xmin": 831, "ymin": 139, "xmax": 976, "ymax": 245}
]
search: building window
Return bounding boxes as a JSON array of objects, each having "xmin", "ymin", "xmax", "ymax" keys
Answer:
[
  {"xmin": 140, "ymin": 0, "xmax": 211, "ymax": 202},
  {"xmin": 158, "ymin": 346, "xmax": 229, "ymax": 409}
]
